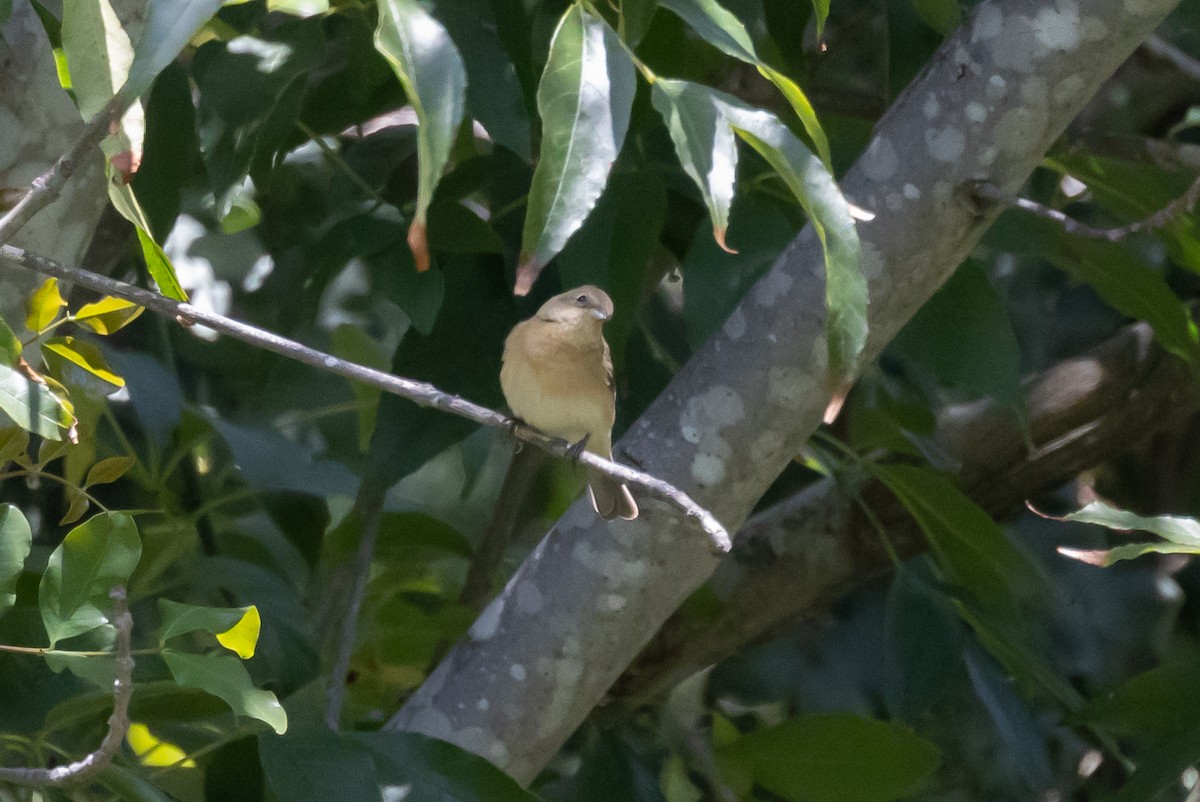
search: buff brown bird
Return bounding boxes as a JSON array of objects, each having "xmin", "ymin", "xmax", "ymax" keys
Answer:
[{"xmin": 500, "ymin": 285, "xmax": 638, "ymax": 521}]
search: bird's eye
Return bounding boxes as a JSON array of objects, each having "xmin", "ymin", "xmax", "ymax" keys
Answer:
[{"xmin": 575, "ymin": 294, "xmax": 588, "ymax": 306}]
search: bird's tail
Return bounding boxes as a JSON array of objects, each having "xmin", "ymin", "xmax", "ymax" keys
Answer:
[{"xmin": 587, "ymin": 473, "xmax": 638, "ymax": 521}]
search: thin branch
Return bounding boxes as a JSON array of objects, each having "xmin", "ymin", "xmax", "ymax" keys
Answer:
[
  {"xmin": 0, "ymin": 244, "xmax": 731, "ymax": 554},
  {"xmin": 1143, "ymin": 34, "xmax": 1200, "ymax": 84},
  {"xmin": 0, "ymin": 587, "xmax": 134, "ymax": 787},
  {"xmin": 973, "ymin": 175, "xmax": 1200, "ymax": 242},
  {"xmin": 0, "ymin": 92, "xmax": 130, "ymax": 245}
]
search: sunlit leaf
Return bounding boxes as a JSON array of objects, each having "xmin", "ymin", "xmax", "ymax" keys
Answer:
[
  {"xmin": 657, "ymin": 0, "xmax": 831, "ymax": 165},
  {"xmin": 0, "ymin": 362, "xmax": 76, "ymax": 440},
  {"xmin": 0, "ymin": 427, "xmax": 29, "ymax": 465},
  {"xmin": 39, "ymin": 512, "xmax": 141, "ymax": 647},
  {"xmin": 26, "ymin": 278, "xmax": 67, "ymax": 333},
  {"xmin": 59, "ymin": 486, "xmax": 90, "ymax": 526},
  {"xmin": 74, "ymin": 297, "xmax": 145, "ymax": 335},
  {"xmin": 267, "ymin": 0, "xmax": 329, "ymax": 17},
  {"xmin": 719, "ymin": 714, "xmax": 941, "ymax": 802},
  {"xmin": 375, "ymin": 0, "xmax": 467, "ymax": 273},
  {"xmin": 162, "ymin": 651, "xmax": 287, "ymax": 734},
  {"xmin": 127, "ymin": 722, "xmax": 197, "ymax": 768},
  {"xmin": 84, "ymin": 455, "xmax": 136, "ymax": 487},
  {"xmin": 0, "ymin": 316, "xmax": 21, "ymax": 366},
  {"xmin": 159, "ymin": 599, "xmax": 261, "ymax": 659},
  {"xmin": 1044, "ymin": 500, "xmax": 1200, "ymax": 567},
  {"xmin": 516, "ymin": 4, "xmax": 635, "ymax": 295},
  {"xmin": 134, "ymin": 216, "xmax": 188, "ymax": 302},
  {"xmin": 0, "ymin": 504, "xmax": 32, "ymax": 619},
  {"xmin": 43, "ymin": 336, "xmax": 126, "ymax": 390}
]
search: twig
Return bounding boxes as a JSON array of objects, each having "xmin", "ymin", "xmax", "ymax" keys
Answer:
[
  {"xmin": 459, "ymin": 448, "xmax": 547, "ymax": 611},
  {"xmin": 1143, "ymin": 34, "xmax": 1200, "ymax": 84},
  {"xmin": 0, "ymin": 244, "xmax": 732, "ymax": 553},
  {"xmin": 0, "ymin": 587, "xmax": 134, "ymax": 786},
  {"xmin": 973, "ymin": 175, "xmax": 1200, "ymax": 242},
  {"xmin": 0, "ymin": 92, "xmax": 130, "ymax": 245},
  {"xmin": 324, "ymin": 485, "xmax": 385, "ymax": 730}
]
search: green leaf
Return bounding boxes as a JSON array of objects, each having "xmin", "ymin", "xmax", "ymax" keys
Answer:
[
  {"xmin": 61, "ymin": 0, "xmax": 133, "ymax": 118},
  {"xmin": 1080, "ymin": 656, "xmax": 1200, "ymax": 739},
  {"xmin": 0, "ymin": 362, "xmax": 76, "ymax": 440},
  {"xmin": 873, "ymin": 464, "xmax": 1043, "ymax": 619},
  {"xmin": 0, "ymin": 504, "xmax": 32, "ymax": 619},
  {"xmin": 123, "ymin": 0, "xmax": 226, "ymax": 100},
  {"xmin": 0, "ymin": 426, "xmax": 29, "ymax": 465},
  {"xmin": 158, "ymin": 599, "xmax": 261, "ymax": 659},
  {"xmin": 353, "ymin": 730, "xmax": 539, "ymax": 801},
  {"xmin": 331, "ymin": 325, "xmax": 390, "ymax": 453},
  {"xmin": 515, "ymin": 4, "xmax": 635, "ymax": 294},
  {"xmin": 651, "ymin": 78, "xmax": 865, "ymax": 377},
  {"xmin": 83, "ymin": 455, "xmax": 136, "ymax": 487},
  {"xmin": 0, "ymin": 316, "xmax": 21, "ymax": 366},
  {"xmin": 268, "ymin": 0, "xmax": 329, "ymax": 16},
  {"xmin": 911, "ymin": 0, "xmax": 961, "ymax": 34},
  {"xmin": 162, "ymin": 651, "xmax": 287, "ymax": 734},
  {"xmin": 719, "ymin": 714, "xmax": 941, "ymax": 802},
  {"xmin": 39, "ymin": 512, "xmax": 141, "ymax": 647},
  {"xmin": 885, "ymin": 561, "xmax": 964, "ymax": 721},
  {"xmin": 893, "ymin": 262, "xmax": 1023, "ymax": 410},
  {"xmin": 1102, "ymin": 720, "xmax": 1200, "ymax": 802},
  {"xmin": 43, "ymin": 336, "xmax": 125, "ymax": 390},
  {"xmin": 375, "ymin": 0, "xmax": 467, "ymax": 272},
  {"xmin": 1048, "ymin": 500, "xmax": 1200, "ymax": 567},
  {"xmin": 74, "ymin": 297, "xmax": 145, "ymax": 335},
  {"xmin": 26, "ymin": 277, "xmax": 67, "ymax": 333},
  {"xmin": 134, "ymin": 222, "xmax": 189, "ymax": 302},
  {"xmin": 260, "ymin": 730, "xmax": 382, "ymax": 802},
  {"xmin": 657, "ymin": 0, "xmax": 831, "ymax": 166}
]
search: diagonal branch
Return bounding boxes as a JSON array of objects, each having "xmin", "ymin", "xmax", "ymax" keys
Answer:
[
  {"xmin": 0, "ymin": 243, "xmax": 730, "ymax": 554},
  {"xmin": 0, "ymin": 587, "xmax": 134, "ymax": 786},
  {"xmin": 0, "ymin": 92, "xmax": 130, "ymax": 246}
]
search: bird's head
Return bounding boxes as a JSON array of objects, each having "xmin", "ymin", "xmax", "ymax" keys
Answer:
[{"xmin": 536, "ymin": 285, "xmax": 614, "ymax": 326}]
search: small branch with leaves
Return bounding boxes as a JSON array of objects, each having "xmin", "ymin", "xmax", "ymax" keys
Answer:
[
  {"xmin": 0, "ymin": 244, "xmax": 731, "ymax": 554},
  {"xmin": 0, "ymin": 587, "xmax": 134, "ymax": 787},
  {"xmin": 973, "ymin": 174, "xmax": 1200, "ymax": 242}
]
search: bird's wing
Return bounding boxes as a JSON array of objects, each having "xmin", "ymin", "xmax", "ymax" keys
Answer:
[{"xmin": 603, "ymin": 338, "xmax": 615, "ymax": 396}]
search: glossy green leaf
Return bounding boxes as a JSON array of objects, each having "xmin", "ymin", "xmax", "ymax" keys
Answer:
[
  {"xmin": 26, "ymin": 278, "xmax": 67, "ymax": 333},
  {"xmin": 260, "ymin": 730, "xmax": 382, "ymax": 802},
  {"xmin": 874, "ymin": 464, "xmax": 1043, "ymax": 619},
  {"xmin": 719, "ymin": 714, "xmax": 940, "ymax": 802},
  {"xmin": 43, "ymin": 337, "xmax": 125, "ymax": 390},
  {"xmin": 375, "ymin": 0, "xmax": 467, "ymax": 272},
  {"xmin": 158, "ymin": 599, "xmax": 261, "ymax": 659},
  {"xmin": 651, "ymin": 78, "xmax": 865, "ymax": 377},
  {"xmin": 123, "ymin": 0, "xmax": 225, "ymax": 99},
  {"xmin": 74, "ymin": 297, "xmax": 145, "ymax": 335},
  {"xmin": 0, "ymin": 316, "xmax": 21, "ymax": 366},
  {"xmin": 83, "ymin": 455, "xmax": 136, "ymax": 488},
  {"xmin": 657, "ymin": 0, "xmax": 830, "ymax": 166},
  {"xmin": 1049, "ymin": 500, "xmax": 1200, "ymax": 567},
  {"xmin": 353, "ymin": 730, "xmax": 538, "ymax": 801},
  {"xmin": 0, "ymin": 504, "xmax": 32, "ymax": 619},
  {"xmin": 39, "ymin": 512, "xmax": 141, "ymax": 646},
  {"xmin": 162, "ymin": 651, "xmax": 287, "ymax": 734},
  {"xmin": 0, "ymin": 362, "xmax": 75, "ymax": 440},
  {"xmin": 268, "ymin": 0, "xmax": 329, "ymax": 16},
  {"xmin": 516, "ymin": 4, "xmax": 635, "ymax": 294},
  {"xmin": 61, "ymin": 0, "xmax": 133, "ymax": 117}
]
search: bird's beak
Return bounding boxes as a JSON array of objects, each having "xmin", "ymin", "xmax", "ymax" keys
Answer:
[{"xmin": 590, "ymin": 309, "xmax": 609, "ymax": 321}]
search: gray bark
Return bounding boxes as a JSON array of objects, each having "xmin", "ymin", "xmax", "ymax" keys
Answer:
[{"xmin": 389, "ymin": 0, "xmax": 1182, "ymax": 783}]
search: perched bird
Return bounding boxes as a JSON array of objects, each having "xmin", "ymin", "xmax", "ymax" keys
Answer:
[{"xmin": 500, "ymin": 285, "xmax": 638, "ymax": 521}]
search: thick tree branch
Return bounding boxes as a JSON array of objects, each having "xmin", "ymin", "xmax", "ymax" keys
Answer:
[
  {"xmin": 0, "ymin": 587, "xmax": 134, "ymax": 786},
  {"xmin": 386, "ymin": 0, "xmax": 1183, "ymax": 783},
  {"xmin": 613, "ymin": 318, "xmax": 1199, "ymax": 706},
  {"xmin": 0, "ymin": 244, "xmax": 729, "ymax": 554}
]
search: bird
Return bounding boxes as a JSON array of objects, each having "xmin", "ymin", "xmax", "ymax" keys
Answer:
[{"xmin": 500, "ymin": 285, "xmax": 639, "ymax": 521}]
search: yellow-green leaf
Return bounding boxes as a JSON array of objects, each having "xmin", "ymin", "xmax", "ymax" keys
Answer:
[
  {"xmin": 136, "ymin": 224, "xmax": 188, "ymax": 302},
  {"xmin": 0, "ymin": 317, "xmax": 21, "ymax": 366},
  {"xmin": 0, "ymin": 428, "xmax": 29, "ymax": 465},
  {"xmin": 42, "ymin": 337, "xmax": 125, "ymax": 390},
  {"xmin": 26, "ymin": 278, "xmax": 67, "ymax": 333},
  {"xmin": 59, "ymin": 486, "xmax": 90, "ymax": 526},
  {"xmin": 0, "ymin": 363, "xmax": 75, "ymax": 441},
  {"xmin": 84, "ymin": 455, "xmax": 136, "ymax": 488},
  {"xmin": 74, "ymin": 297, "xmax": 144, "ymax": 335},
  {"xmin": 127, "ymin": 723, "xmax": 197, "ymax": 768},
  {"xmin": 216, "ymin": 606, "xmax": 261, "ymax": 659}
]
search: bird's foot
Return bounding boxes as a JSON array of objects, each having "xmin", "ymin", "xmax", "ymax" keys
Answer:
[
  {"xmin": 566, "ymin": 434, "xmax": 590, "ymax": 462},
  {"xmin": 506, "ymin": 416, "xmax": 527, "ymax": 452}
]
